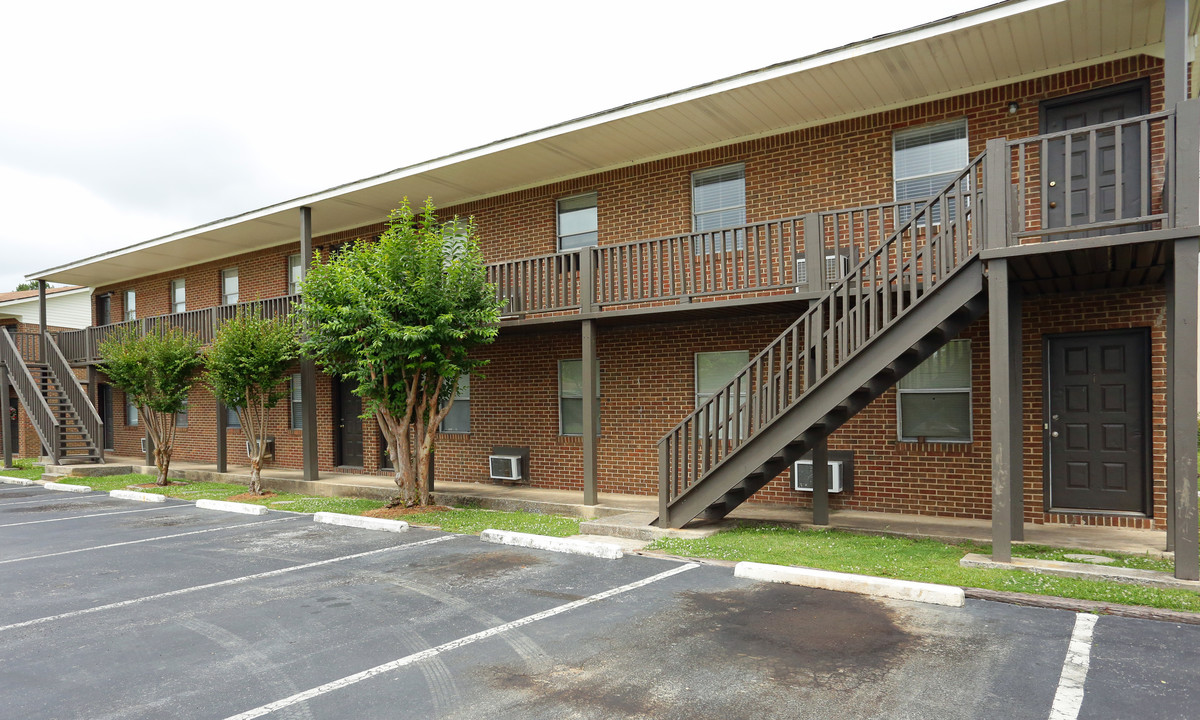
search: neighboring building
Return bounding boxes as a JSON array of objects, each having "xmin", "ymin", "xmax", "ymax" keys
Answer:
[{"xmin": 5, "ymin": 0, "xmax": 1199, "ymax": 577}]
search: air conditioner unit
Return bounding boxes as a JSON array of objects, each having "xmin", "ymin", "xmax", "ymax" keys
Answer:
[
  {"xmin": 792, "ymin": 458, "xmax": 844, "ymax": 493},
  {"xmin": 796, "ymin": 254, "xmax": 852, "ymax": 288},
  {"xmin": 489, "ymin": 454, "xmax": 522, "ymax": 481},
  {"xmin": 246, "ymin": 436, "xmax": 275, "ymax": 460}
]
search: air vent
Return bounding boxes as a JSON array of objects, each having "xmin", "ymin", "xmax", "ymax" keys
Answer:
[{"xmin": 489, "ymin": 455, "xmax": 522, "ymax": 481}]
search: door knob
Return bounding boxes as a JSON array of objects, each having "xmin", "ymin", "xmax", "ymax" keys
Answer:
[
  {"xmin": 1051, "ymin": 431, "xmax": 1059, "ymax": 437},
  {"xmin": 1049, "ymin": 181, "xmax": 1057, "ymax": 187},
  {"xmin": 1049, "ymin": 202, "xmax": 1057, "ymax": 208}
]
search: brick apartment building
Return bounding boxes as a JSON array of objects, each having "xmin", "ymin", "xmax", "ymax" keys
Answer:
[{"xmin": 5, "ymin": 0, "xmax": 1199, "ymax": 578}]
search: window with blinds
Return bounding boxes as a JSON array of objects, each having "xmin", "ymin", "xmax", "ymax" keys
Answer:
[
  {"xmin": 897, "ymin": 339, "xmax": 972, "ymax": 442},
  {"xmin": 692, "ymin": 164, "xmax": 745, "ymax": 252},
  {"xmin": 557, "ymin": 193, "xmax": 598, "ymax": 251},
  {"xmin": 893, "ymin": 119, "xmax": 968, "ymax": 223}
]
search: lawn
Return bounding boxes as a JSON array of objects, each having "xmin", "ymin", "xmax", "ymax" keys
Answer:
[
  {"xmin": 0, "ymin": 458, "xmax": 47, "ymax": 482},
  {"xmin": 52, "ymin": 473, "xmax": 579, "ymax": 536},
  {"xmin": 648, "ymin": 525, "xmax": 1200, "ymax": 612}
]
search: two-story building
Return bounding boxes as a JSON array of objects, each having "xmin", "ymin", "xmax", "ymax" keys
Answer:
[{"xmin": 5, "ymin": 0, "xmax": 1198, "ymax": 578}]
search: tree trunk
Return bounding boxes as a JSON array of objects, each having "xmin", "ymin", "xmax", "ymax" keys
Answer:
[
  {"xmin": 154, "ymin": 443, "xmax": 170, "ymax": 486},
  {"xmin": 249, "ymin": 457, "xmax": 262, "ymax": 495}
]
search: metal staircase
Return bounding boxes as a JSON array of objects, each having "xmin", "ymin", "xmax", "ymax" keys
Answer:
[
  {"xmin": 1, "ymin": 330, "xmax": 103, "ymax": 465},
  {"xmin": 657, "ymin": 153, "xmax": 990, "ymax": 528}
]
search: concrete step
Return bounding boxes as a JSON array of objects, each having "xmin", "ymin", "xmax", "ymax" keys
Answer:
[{"xmin": 579, "ymin": 511, "xmax": 721, "ymax": 542}]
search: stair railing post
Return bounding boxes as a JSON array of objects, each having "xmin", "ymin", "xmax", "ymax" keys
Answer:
[
  {"xmin": 983, "ymin": 138, "xmax": 1010, "ymax": 251},
  {"xmin": 803, "ymin": 213, "xmax": 824, "ymax": 293},
  {"xmin": 0, "ymin": 364, "xmax": 11, "ymax": 469},
  {"xmin": 658, "ymin": 439, "xmax": 670, "ymax": 527},
  {"xmin": 579, "ymin": 248, "xmax": 595, "ymax": 315}
]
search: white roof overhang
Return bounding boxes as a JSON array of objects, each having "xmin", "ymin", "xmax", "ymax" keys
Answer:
[{"xmin": 31, "ymin": 0, "xmax": 1196, "ymax": 287}]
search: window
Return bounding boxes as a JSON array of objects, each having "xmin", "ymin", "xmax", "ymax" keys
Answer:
[
  {"xmin": 897, "ymin": 339, "xmax": 972, "ymax": 443},
  {"xmin": 695, "ymin": 351, "xmax": 749, "ymax": 437},
  {"xmin": 893, "ymin": 119, "xmax": 968, "ymax": 222},
  {"xmin": 288, "ymin": 254, "xmax": 303, "ymax": 295},
  {"xmin": 226, "ymin": 405, "xmax": 241, "ymax": 429},
  {"xmin": 176, "ymin": 398, "xmax": 188, "ymax": 428},
  {"xmin": 221, "ymin": 268, "xmax": 239, "ymax": 305},
  {"xmin": 170, "ymin": 279, "xmax": 186, "ymax": 314},
  {"xmin": 290, "ymin": 373, "xmax": 303, "ymax": 429},
  {"xmin": 126, "ymin": 397, "xmax": 138, "ymax": 426},
  {"xmin": 123, "ymin": 290, "xmax": 136, "ymax": 321},
  {"xmin": 559, "ymin": 359, "xmax": 599, "ymax": 436},
  {"xmin": 557, "ymin": 193, "xmax": 598, "ymax": 251},
  {"xmin": 440, "ymin": 375, "xmax": 470, "ymax": 434},
  {"xmin": 692, "ymin": 164, "xmax": 746, "ymax": 253}
]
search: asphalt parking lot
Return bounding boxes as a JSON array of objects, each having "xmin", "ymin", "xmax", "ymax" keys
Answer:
[{"xmin": 1, "ymin": 480, "xmax": 1198, "ymax": 720}]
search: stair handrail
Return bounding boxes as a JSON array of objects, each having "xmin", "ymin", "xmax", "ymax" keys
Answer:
[
  {"xmin": 658, "ymin": 149, "xmax": 990, "ymax": 512},
  {"xmin": 0, "ymin": 330, "xmax": 61, "ymax": 463},
  {"xmin": 43, "ymin": 332, "xmax": 104, "ymax": 462}
]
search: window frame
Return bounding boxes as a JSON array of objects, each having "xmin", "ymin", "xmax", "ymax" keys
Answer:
[
  {"xmin": 558, "ymin": 359, "xmax": 600, "ymax": 436},
  {"xmin": 892, "ymin": 118, "xmax": 969, "ymax": 223},
  {"xmin": 896, "ymin": 338, "xmax": 973, "ymax": 443},
  {"xmin": 287, "ymin": 254, "xmax": 303, "ymax": 295},
  {"xmin": 556, "ymin": 192, "xmax": 598, "ymax": 252},
  {"xmin": 176, "ymin": 397, "xmax": 188, "ymax": 428},
  {"xmin": 125, "ymin": 396, "xmax": 138, "ymax": 427},
  {"xmin": 439, "ymin": 375, "xmax": 471, "ymax": 434},
  {"xmin": 123, "ymin": 290, "xmax": 136, "ymax": 321},
  {"xmin": 170, "ymin": 278, "xmax": 186, "ymax": 314},
  {"xmin": 226, "ymin": 405, "xmax": 241, "ymax": 429},
  {"xmin": 290, "ymin": 373, "xmax": 303, "ymax": 430},
  {"xmin": 221, "ymin": 267, "xmax": 239, "ymax": 306},
  {"xmin": 694, "ymin": 350, "xmax": 749, "ymax": 438}
]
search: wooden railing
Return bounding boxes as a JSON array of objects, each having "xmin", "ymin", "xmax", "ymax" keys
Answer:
[
  {"xmin": 1003, "ymin": 110, "xmax": 1173, "ymax": 243},
  {"xmin": 10, "ymin": 332, "xmax": 42, "ymax": 363},
  {"xmin": 658, "ymin": 152, "xmax": 988, "ymax": 512},
  {"xmin": 486, "ymin": 251, "xmax": 582, "ymax": 316},
  {"xmin": 0, "ymin": 330, "xmax": 59, "ymax": 462},
  {"xmin": 44, "ymin": 334, "xmax": 103, "ymax": 460}
]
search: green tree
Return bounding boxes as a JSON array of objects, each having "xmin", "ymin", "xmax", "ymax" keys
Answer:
[
  {"xmin": 98, "ymin": 324, "xmax": 204, "ymax": 485},
  {"xmin": 204, "ymin": 308, "xmax": 300, "ymax": 495},
  {"xmin": 15, "ymin": 280, "xmax": 40, "ymax": 292},
  {"xmin": 300, "ymin": 198, "xmax": 502, "ymax": 507}
]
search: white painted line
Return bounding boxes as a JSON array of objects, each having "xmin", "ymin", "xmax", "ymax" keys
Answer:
[
  {"xmin": 0, "ymin": 516, "xmax": 301, "ymax": 565},
  {"xmin": 0, "ymin": 535, "xmax": 457, "ymax": 633},
  {"xmin": 224, "ymin": 561, "xmax": 698, "ymax": 719},
  {"xmin": 43, "ymin": 482, "xmax": 92, "ymax": 493},
  {"xmin": 1048, "ymin": 613, "xmax": 1098, "ymax": 720},
  {"xmin": 0, "ymin": 494, "xmax": 99, "ymax": 507},
  {"xmin": 0, "ymin": 477, "xmax": 37, "ymax": 486},
  {"xmin": 480, "ymin": 529, "xmax": 624, "ymax": 559},
  {"xmin": 196, "ymin": 499, "xmax": 269, "ymax": 515},
  {"xmin": 734, "ymin": 561, "xmax": 965, "ymax": 607},
  {"xmin": 110, "ymin": 489, "xmax": 167, "ymax": 503},
  {"xmin": 314, "ymin": 512, "xmax": 409, "ymax": 533},
  {"xmin": 0, "ymin": 505, "xmax": 188, "ymax": 528}
]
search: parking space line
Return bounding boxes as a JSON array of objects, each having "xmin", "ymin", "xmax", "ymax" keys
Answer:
[
  {"xmin": 0, "ymin": 493, "xmax": 101, "ymax": 507},
  {"xmin": 0, "ymin": 504, "xmax": 189, "ymax": 528},
  {"xmin": 0, "ymin": 535, "xmax": 458, "ymax": 633},
  {"xmin": 0, "ymin": 516, "xmax": 302, "ymax": 565},
  {"xmin": 1048, "ymin": 613, "xmax": 1098, "ymax": 720},
  {"xmin": 223, "ymin": 562, "xmax": 699, "ymax": 720}
]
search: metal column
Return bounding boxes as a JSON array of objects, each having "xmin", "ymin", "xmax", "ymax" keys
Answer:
[
  {"xmin": 1168, "ymin": 238, "xmax": 1199, "ymax": 581},
  {"xmin": 1, "ymin": 364, "xmax": 11, "ymax": 469},
  {"xmin": 581, "ymin": 318, "xmax": 598, "ymax": 506},
  {"xmin": 216, "ymin": 400, "xmax": 228, "ymax": 474},
  {"xmin": 811, "ymin": 436, "xmax": 829, "ymax": 526},
  {"xmin": 38, "ymin": 280, "xmax": 47, "ymax": 362},
  {"xmin": 299, "ymin": 206, "xmax": 319, "ymax": 481},
  {"xmin": 989, "ymin": 258, "xmax": 1023, "ymax": 561}
]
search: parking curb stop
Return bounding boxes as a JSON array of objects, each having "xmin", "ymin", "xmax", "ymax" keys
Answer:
[
  {"xmin": 314, "ymin": 512, "xmax": 409, "ymax": 533},
  {"xmin": 480, "ymin": 529, "xmax": 624, "ymax": 559},
  {"xmin": 110, "ymin": 490, "xmax": 167, "ymax": 503},
  {"xmin": 196, "ymin": 499, "xmax": 269, "ymax": 515},
  {"xmin": 43, "ymin": 482, "xmax": 92, "ymax": 494},
  {"xmin": 0, "ymin": 477, "xmax": 37, "ymax": 486},
  {"xmin": 734, "ymin": 561, "xmax": 965, "ymax": 607}
]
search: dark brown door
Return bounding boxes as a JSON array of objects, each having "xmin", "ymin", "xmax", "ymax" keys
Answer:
[
  {"xmin": 1042, "ymin": 81, "xmax": 1149, "ymax": 235},
  {"xmin": 335, "ymin": 378, "xmax": 363, "ymax": 467},
  {"xmin": 7, "ymin": 397, "xmax": 17, "ymax": 453},
  {"xmin": 98, "ymin": 384, "xmax": 114, "ymax": 450},
  {"xmin": 96, "ymin": 295, "xmax": 111, "ymax": 326},
  {"xmin": 1046, "ymin": 329, "xmax": 1149, "ymax": 514}
]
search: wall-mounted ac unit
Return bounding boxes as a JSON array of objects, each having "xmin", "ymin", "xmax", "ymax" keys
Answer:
[
  {"xmin": 795, "ymin": 253, "xmax": 852, "ymax": 288},
  {"xmin": 489, "ymin": 454, "xmax": 523, "ymax": 481},
  {"xmin": 793, "ymin": 458, "xmax": 844, "ymax": 493},
  {"xmin": 246, "ymin": 436, "xmax": 275, "ymax": 460}
]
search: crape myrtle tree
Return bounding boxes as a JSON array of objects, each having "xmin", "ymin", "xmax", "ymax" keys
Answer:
[
  {"xmin": 204, "ymin": 308, "xmax": 301, "ymax": 495},
  {"xmin": 300, "ymin": 198, "xmax": 502, "ymax": 507},
  {"xmin": 98, "ymin": 324, "xmax": 204, "ymax": 485}
]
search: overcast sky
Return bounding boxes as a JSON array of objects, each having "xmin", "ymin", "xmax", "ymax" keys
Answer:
[{"xmin": 0, "ymin": 0, "xmax": 996, "ymax": 292}]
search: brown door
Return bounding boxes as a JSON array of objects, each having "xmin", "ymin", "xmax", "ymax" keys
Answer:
[
  {"xmin": 1042, "ymin": 81, "xmax": 1149, "ymax": 235},
  {"xmin": 1045, "ymin": 329, "xmax": 1149, "ymax": 514},
  {"xmin": 335, "ymin": 377, "xmax": 363, "ymax": 467},
  {"xmin": 98, "ymin": 384, "xmax": 114, "ymax": 450},
  {"xmin": 96, "ymin": 295, "xmax": 111, "ymax": 326},
  {"xmin": 7, "ymin": 397, "xmax": 17, "ymax": 453}
]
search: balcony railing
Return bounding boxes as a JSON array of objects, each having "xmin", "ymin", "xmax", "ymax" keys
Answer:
[{"xmin": 52, "ymin": 108, "xmax": 1186, "ymax": 364}]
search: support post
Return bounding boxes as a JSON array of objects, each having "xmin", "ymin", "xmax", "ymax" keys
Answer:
[
  {"xmin": 143, "ymin": 428, "xmax": 153, "ymax": 467},
  {"xmin": 581, "ymin": 318, "xmax": 598, "ymax": 506},
  {"xmin": 811, "ymin": 436, "xmax": 829, "ymax": 526},
  {"xmin": 38, "ymin": 280, "xmax": 47, "ymax": 363},
  {"xmin": 989, "ymin": 258, "xmax": 1023, "ymax": 560},
  {"xmin": 1165, "ymin": 0, "xmax": 1188, "ymax": 109},
  {"xmin": 1175, "ymin": 99, "xmax": 1200, "ymax": 229},
  {"xmin": 299, "ymin": 206, "xmax": 319, "ymax": 481},
  {"xmin": 579, "ymin": 248, "xmax": 595, "ymax": 315},
  {"xmin": 1168, "ymin": 238, "xmax": 1199, "ymax": 581},
  {"xmin": 658, "ymin": 441, "xmax": 670, "ymax": 527},
  {"xmin": 1, "ymin": 364, "xmax": 11, "ymax": 469},
  {"xmin": 803, "ymin": 213, "xmax": 824, "ymax": 293},
  {"xmin": 984, "ymin": 138, "xmax": 1011, "ymax": 250},
  {"xmin": 216, "ymin": 399, "xmax": 228, "ymax": 474}
]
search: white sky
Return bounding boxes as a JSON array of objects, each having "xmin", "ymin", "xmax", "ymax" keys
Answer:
[{"xmin": 0, "ymin": 0, "xmax": 997, "ymax": 292}]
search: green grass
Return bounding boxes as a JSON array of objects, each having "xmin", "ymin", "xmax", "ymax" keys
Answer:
[
  {"xmin": 0, "ymin": 458, "xmax": 47, "ymax": 481},
  {"xmin": 648, "ymin": 525, "xmax": 1200, "ymax": 612},
  {"xmin": 398, "ymin": 508, "xmax": 580, "ymax": 537}
]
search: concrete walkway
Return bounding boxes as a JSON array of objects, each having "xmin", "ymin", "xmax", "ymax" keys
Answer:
[{"xmin": 70, "ymin": 455, "xmax": 1171, "ymax": 558}]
